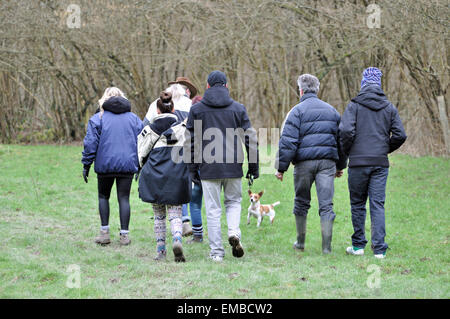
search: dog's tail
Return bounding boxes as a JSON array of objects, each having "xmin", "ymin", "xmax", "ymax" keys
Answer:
[{"xmin": 271, "ymin": 201, "xmax": 280, "ymax": 208}]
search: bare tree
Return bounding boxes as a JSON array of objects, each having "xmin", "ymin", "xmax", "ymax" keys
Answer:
[{"xmin": 0, "ymin": 0, "xmax": 447, "ymax": 155}]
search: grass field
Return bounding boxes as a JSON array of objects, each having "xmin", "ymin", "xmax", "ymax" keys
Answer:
[{"xmin": 0, "ymin": 144, "xmax": 449, "ymax": 298}]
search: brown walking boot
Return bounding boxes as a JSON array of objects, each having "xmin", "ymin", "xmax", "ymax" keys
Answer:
[
  {"xmin": 119, "ymin": 233, "xmax": 131, "ymax": 246},
  {"xmin": 182, "ymin": 221, "xmax": 193, "ymax": 237},
  {"xmin": 94, "ymin": 230, "xmax": 111, "ymax": 245}
]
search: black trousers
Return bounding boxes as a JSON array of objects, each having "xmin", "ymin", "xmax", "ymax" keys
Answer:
[
  {"xmin": 97, "ymin": 175, "xmax": 133, "ymax": 230},
  {"xmin": 348, "ymin": 166, "xmax": 389, "ymax": 254}
]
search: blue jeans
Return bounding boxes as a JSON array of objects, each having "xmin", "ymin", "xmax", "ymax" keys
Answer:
[
  {"xmin": 190, "ymin": 182, "xmax": 203, "ymax": 226},
  {"xmin": 182, "ymin": 183, "xmax": 203, "ymax": 226},
  {"xmin": 182, "ymin": 204, "xmax": 190, "ymax": 223},
  {"xmin": 348, "ymin": 166, "xmax": 389, "ymax": 254}
]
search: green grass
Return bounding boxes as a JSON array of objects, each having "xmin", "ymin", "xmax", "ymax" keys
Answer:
[{"xmin": 0, "ymin": 144, "xmax": 449, "ymax": 298}]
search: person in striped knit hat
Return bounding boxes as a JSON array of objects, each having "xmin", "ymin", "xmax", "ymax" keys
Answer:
[
  {"xmin": 360, "ymin": 66, "xmax": 383, "ymax": 88},
  {"xmin": 339, "ymin": 67, "xmax": 407, "ymax": 259}
]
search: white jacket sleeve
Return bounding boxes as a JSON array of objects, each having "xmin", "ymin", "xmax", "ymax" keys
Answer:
[
  {"xmin": 137, "ymin": 125, "xmax": 160, "ymax": 167},
  {"xmin": 145, "ymin": 100, "xmax": 158, "ymax": 124}
]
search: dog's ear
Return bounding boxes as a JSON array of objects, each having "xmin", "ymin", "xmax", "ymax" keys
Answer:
[
  {"xmin": 258, "ymin": 190, "xmax": 264, "ymax": 197},
  {"xmin": 248, "ymin": 189, "xmax": 252, "ymax": 196}
]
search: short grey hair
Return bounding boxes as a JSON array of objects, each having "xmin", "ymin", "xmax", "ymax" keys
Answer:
[{"xmin": 297, "ymin": 74, "xmax": 320, "ymax": 94}]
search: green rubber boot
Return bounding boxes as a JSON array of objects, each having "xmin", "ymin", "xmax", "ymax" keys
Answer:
[
  {"xmin": 321, "ymin": 218, "xmax": 334, "ymax": 254},
  {"xmin": 293, "ymin": 215, "xmax": 307, "ymax": 251}
]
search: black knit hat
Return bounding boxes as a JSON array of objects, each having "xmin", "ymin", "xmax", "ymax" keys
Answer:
[{"xmin": 207, "ymin": 70, "xmax": 227, "ymax": 87}]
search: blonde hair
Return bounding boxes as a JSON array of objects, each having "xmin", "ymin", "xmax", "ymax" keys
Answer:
[{"xmin": 98, "ymin": 87, "xmax": 127, "ymax": 112}]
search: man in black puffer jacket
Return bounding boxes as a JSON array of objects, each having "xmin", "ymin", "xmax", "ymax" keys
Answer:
[
  {"xmin": 340, "ymin": 67, "xmax": 407, "ymax": 259},
  {"xmin": 275, "ymin": 74, "xmax": 347, "ymax": 255},
  {"xmin": 186, "ymin": 70, "xmax": 259, "ymax": 261}
]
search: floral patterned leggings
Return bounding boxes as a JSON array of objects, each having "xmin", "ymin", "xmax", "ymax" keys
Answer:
[{"xmin": 152, "ymin": 204, "xmax": 182, "ymax": 253}]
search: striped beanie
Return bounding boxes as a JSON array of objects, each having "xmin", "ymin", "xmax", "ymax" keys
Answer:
[{"xmin": 361, "ymin": 67, "xmax": 382, "ymax": 89}]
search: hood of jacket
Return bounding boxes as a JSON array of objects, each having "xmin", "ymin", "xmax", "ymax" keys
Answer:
[
  {"xmin": 102, "ymin": 96, "xmax": 131, "ymax": 114},
  {"xmin": 352, "ymin": 84, "xmax": 390, "ymax": 111},
  {"xmin": 150, "ymin": 113, "xmax": 178, "ymax": 136},
  {"xmin": 201, "ymin": 85, "xmax": 234, "ymax": 108}
]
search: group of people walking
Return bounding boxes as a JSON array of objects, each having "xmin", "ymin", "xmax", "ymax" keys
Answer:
[{"xmin": 81, "ymin": 67, "xmax": 406, "ymax": 262}]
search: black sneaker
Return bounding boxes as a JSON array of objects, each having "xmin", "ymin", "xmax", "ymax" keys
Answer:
[{"xmin": 228, "ymin": 236, "xmax": 244, "ymax": 258}]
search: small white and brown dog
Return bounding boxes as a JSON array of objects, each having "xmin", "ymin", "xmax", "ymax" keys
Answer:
[{"xmin": 247, "ymin": 190, "xmax": 280, "ymax": 227}]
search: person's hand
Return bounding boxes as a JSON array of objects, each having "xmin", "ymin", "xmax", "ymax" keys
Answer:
[
  {"xmin": 190, "ymin": 170, "xmax": 201, "ymax": 185},
  {"xmin": 83, "ymin": 165, "xmax": 90, "ymax": 183},
  {"xmin": 247, "ymin": 164, "xmax": 259, "ymax": 180},
  {"xmin": 335, "ymin": 170, "xmax": 343, "ymax": 178},
  {"xmin": 246, "ymin": 171, "xmax": 259, "ymax": 183},
  {"xmin": 275, "ymin": 171, "xmax": 284, "ymax": 181},
  {"xmin": 135, "ymin": 168, "xmax": 141, "ymax": 182}
]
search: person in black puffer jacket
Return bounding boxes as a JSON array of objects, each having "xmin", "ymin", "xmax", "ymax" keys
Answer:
[
  {"xmin": 339, "ymin": 67, "xmax": 407, "ymax": 259},
  {"xmin": 275, "ymin": 74, "xmax": 347, "ymax": 255}
]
